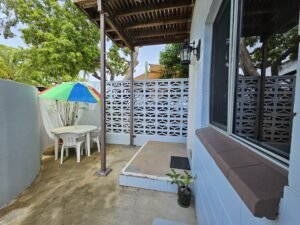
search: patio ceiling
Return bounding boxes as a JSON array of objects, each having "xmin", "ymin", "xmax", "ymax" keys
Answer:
[{"xmin": 73, "ymin": 0, "xmax": 195, "ymax": 48}]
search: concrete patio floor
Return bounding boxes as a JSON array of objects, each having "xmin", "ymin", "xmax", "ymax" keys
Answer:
[
  {"xmin": 0, "ymin": 144, "xmax": 197, "ymax": 225},
  {"xmin": 124, "ymin": 141, "xmax": 188, "ymax": 177}
]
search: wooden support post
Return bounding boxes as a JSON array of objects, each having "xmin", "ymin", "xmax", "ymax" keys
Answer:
[
  {"xmin": 129, "ymin": 49, "xmax": 135, "ymax": 147},
  {"xmin": 97, "ymin": 0, "xmax": 111, "ymax": 176},
  {"xmin": 257, "ymin": 38, "xmax": 268, "ymax": 140}
]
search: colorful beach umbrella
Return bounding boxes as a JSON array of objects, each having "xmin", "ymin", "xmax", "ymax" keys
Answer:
[{"xmin": 39, "ymin": 82, "xmax": 101, "ymax": 103}]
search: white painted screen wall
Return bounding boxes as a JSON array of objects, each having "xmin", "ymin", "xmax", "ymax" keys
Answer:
[
  {"xmin": 89, "ymin": 79, "xmax": 189, "ymax": 146},
  {"xmin": 188, "ymin": 1, "xmax": 300, "ymax": 225}
]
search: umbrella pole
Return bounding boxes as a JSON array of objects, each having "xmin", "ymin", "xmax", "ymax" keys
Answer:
[{"xmin": 97, "ymin": 0, "xmax": 111, "ymax": 176}]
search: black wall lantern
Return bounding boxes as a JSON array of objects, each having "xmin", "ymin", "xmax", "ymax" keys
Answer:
[{"xmin": 180, "ymin": 39, "xmax": 201, "ymax": 65}]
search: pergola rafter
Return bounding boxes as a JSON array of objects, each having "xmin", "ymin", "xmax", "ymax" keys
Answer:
[
  {"xmin": 122, "ymin": 17, "xmax": 192, "ymax": 30},
  {"xmin": 74, "ymin": 0, "xmax": 194, "ymax": 47},
  {"xmin": 114, "ymin": 1, "xmax": 194, "ymax": 18}
]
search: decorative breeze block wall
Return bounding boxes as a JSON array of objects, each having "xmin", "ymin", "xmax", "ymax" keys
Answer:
[
  {"xmin": 235, "ymin": 75, "xmax": 296, "ymax": 145},
  {"xmin": 106, "ymin": 79, "xmax": 189, "ymax": 145}
]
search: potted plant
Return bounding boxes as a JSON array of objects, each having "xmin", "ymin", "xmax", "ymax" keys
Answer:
[{"xmin": 166, "ymin": 169, "xmax": 196, "ymax": 208}]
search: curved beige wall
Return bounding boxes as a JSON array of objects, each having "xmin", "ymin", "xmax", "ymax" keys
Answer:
[{"xmin": 0, "ymin": 79, "xmax": 40, "ymax": 207}]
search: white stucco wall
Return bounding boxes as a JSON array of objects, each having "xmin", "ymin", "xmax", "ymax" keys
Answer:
[
  {"xmin": 0, "ymin": 80, "xmax": 41, "ymax": 207},
  {"xmin": 187, "ymin": 0, "xmax": 218, "ymax": 152},
  {"xmin": 189, "ymin": 1, "xmax": 300, "ymax": 225}
]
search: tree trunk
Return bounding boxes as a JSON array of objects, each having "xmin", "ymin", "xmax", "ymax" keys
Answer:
[
  {"xmin": 271, "ymin": 63, "xmax": 279, "ymax": 76},
  {"xmin": 239, "ymin": 38, "xmax": 259, "ymax": 76},
  {"xmin": 106, "ymin": 64, "xmax": 115, "ymax": 81},
  {"xmin": 110, "ymin": 72, "xmax": 115, "ymax": 81},
  {"xmin": 123, "ymin": 47, "xmax": 139, "ymax": 80}
]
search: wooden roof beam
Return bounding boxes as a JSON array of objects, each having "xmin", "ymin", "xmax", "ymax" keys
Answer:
[
  {"xmin": 133, "ymin": 30, "xmax": 189, "ymax": 39},
  {"xmin": 73, "ymin": 0, "xmax": 94, "ymax": 3},
  {"xmin": 82, "ymin": 2, "xmax": 97, "ymax": 9},
  {"xmin": 133, "ymin": 37, "xmax": 185, "ymax": 46},
  {"xmin": 73, "ymin": 0, "xmax": 96, "ymax": 7},
  {"xmin": 124, "ymin": 18, "xmax": 192, "ymax": 30},
  {"xmin": 115, "ymin": 0, "xmax": 193, "ymax": 18},
  {"xmin": 76, "ymin": 2, "xmax": 132, "ymax": 48},
  {"xmin": 130, "ymin": 27, "xmax": 190, "ymax": 36},
  {"xmin": 106, "ymin": 16, "xmax": 133, "ymax": 48},
  {"xmin": 100, "ymin": 1, "xmax": 136, "ymax": 48},
  {"xmin": 106, "ymin": 28, "xmax": 114, "ymax": 32}
]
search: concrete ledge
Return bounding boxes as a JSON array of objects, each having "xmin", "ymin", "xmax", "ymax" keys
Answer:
[
  {"xmin": 119, "ymin": 141, "xmax": 194, "ymax": 193},
  {"xmin": 119, "ymin": 175, "xmax": 177, "ymax": 193},
  {"xmin": 196, "ymin": 127, "xmax": 288, "ymax": 220}
]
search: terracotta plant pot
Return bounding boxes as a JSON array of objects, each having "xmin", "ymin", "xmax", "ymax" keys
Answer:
[{"xmin": 177, "ymin": 186, "xmax": 191, "ymax": 208}]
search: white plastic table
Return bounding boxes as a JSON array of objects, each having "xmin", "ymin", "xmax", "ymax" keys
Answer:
[{"xmin": 51, "ymin": 125, "xmax": 98, "ymax": 160}]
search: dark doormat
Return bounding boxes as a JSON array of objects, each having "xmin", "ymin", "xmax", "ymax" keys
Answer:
[{"xmin": 170, "ymin": 156, "xmax": 191, "ymax": 170}]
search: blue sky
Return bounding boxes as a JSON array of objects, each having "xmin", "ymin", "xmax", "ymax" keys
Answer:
[
  {"xmin": 0, "ymin": 29, "xmax": 165, "ymax": 80},
  {"xmin": 135, "ymin": 44, "xmax": 165, "ymax": 76},
  {"xmin": 0, "ymin": 27, "xmax": 25, "ymax": 48}
]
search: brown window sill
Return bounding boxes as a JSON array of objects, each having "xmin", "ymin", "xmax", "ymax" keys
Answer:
[{"xmin": 196, "ymin": 127, "xmax": 288, "ymax": 220}]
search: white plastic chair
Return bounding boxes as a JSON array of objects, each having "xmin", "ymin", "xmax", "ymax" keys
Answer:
[
  {"xmin": 91, "ymin": 128, "xmax": 101, "ymax": 153},
  {"xmin": 59, "ymin": 133, "xmax": 85, "ymax": 164}
]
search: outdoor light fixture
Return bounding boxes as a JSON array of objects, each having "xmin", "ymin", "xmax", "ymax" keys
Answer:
[{"xmin": 180, "ymin": 39, "xmax": 201, "ymax": 65}]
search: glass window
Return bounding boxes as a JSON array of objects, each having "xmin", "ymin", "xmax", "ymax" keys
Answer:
[{"xmin": 233, "ymin": 0, "xmax": 299, "ymax": 160}]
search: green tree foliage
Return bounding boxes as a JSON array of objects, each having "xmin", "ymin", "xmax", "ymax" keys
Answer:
[
  {"xmin": 11, "ymin": 0, "xmax": 100, "ymax": 86},
  {"xmin": 0, "ymin": 44, "xmax": 18, "ymax": 79},
  {"xmin": 241, "ymin": 26, "xmax": 299, "ymax": 76},
  {"xmin": 159, "ymin": 43, "xmax": 188, "ymax": 79},
  {"xmin": 1, "ymin": 0, "xmax": 137, "ymax": 85},
  {"xmin": 0, "ymin": 0, "xmax": 18, "ymax": 38},
  {"xmin": 107, "ymin": 44, "xmax": 131, "ymax": 81},
  {"xmin": 0, "ymin": 44, "xmax": 39, "ymax": 84}
]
